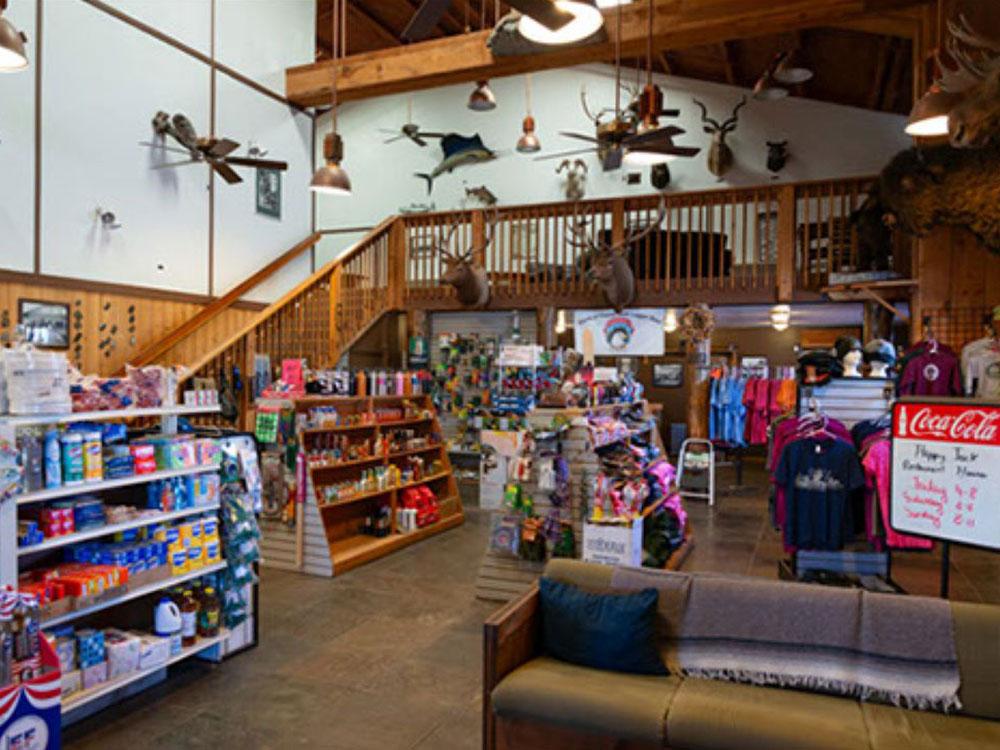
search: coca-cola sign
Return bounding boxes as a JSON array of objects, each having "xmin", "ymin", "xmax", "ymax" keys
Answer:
[{"xmin": 895, "ymin": 403, "xmax": 1000, "ymax": 446}]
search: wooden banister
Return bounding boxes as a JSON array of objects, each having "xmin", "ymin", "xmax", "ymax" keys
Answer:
[{"xmin": 128, "ymin": 232, "xmax": 322, "ymax": 369}]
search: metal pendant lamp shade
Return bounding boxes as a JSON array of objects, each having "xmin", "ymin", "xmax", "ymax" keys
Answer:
[
  {"xmin": 0, "ymin": 11, "xmax": 28, "ymax": 71},
  {"xmin": 311, "ymin": 132, "xmax": 352, "ymax": 195},
  {"xmin": 468, "ymin": 80, "xmax": 497, "ymax": 111},
  {"xmin": 517, "ymin": 116, "xmax": 541, "ymax": 152},
  {"xmin": 905, "ymin": 85, "xmax": 961, "ymax": 137},
  {"xmin": 752, "ymin": 71, "xmax": 788, "ymax": 100},
  {"xmin": 518, "ymin": 1, "xmax": 603, "ymax": 46},
  {"xmin": 773, "ymin": 52, "xmax": 813, "ymax": 85}
]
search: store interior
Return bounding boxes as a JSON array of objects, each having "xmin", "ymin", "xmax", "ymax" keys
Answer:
[{"xmin": 0, "ymin": 0, "xmax": 998, "ymax": 748}]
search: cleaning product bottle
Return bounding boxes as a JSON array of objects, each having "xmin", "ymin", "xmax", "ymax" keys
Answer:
[
  {"xmin": 154, "ymin": 596, "xmax": 183, "ymax": 655},
  {"xmin": 43, "ymin": 429, "xmax": 62, "ymax": 488}
]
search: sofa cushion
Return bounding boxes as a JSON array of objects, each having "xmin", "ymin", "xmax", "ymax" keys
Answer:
[
  {"xmin": 951, "ymin": 600, "xmax": 1000, "ymax": 720},
  {"xmin": 545, "ymin": 558, "xmax": 614, "ymax": 590},
  {"xmin": 862, "ymin": 703, "xmax": 1000, "ymax": 750},
  {"xmin": 539, "ymin": 577, "xmax": 667, "ymax": 675},
  {"xmin": 492, "ymin": 656, "xmax": 680, "ymax": 744},
  {"xmin": 666, "ymin": 678, "xmax": 869, "ymax": 750}
]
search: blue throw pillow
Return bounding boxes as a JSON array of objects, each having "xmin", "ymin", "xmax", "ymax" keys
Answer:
[{"xmin": 538, "ymin": 577, "xmax": 667, "ymax": 676}]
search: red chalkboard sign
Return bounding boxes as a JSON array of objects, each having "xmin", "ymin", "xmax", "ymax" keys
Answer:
[{"xmin": 890, "ymin": 397, "xmax": 1000, "ymax": 551}]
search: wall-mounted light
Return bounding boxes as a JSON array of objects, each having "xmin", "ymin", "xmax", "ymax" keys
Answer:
[
  {"xmin": 95, "ymin": 207, "xmax": 122, "ymax": 230},
  {"xmin": 518, "ymin": 1, "xmax": 603, "ymax": 46},
  {"xmin": 770, "ymin": 304, "xmax": 791, "ymax": 331},
  {"xmin": 555, "ymin": 309, "xmax": 570, "ymax": 334},
  {"xmin": 663, "ymin": 308, "xmax": 678, "ymax": 333},
  {"xmin": 0, "ymin": 0, "xmax": 28, "ymax": 72}
]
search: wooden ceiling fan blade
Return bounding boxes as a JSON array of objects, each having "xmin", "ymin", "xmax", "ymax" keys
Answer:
[
  {"xmin": 401, "ymin": 0, "xmax": 452, "ymax": 43},
  {"xmin": 660, "ymin": 109, "xmax": 681, "ymax": 117},
  {"xmin": 558, "ymin": 131, "xmax": 600, "ymax": 144},
  {"xmin": 208, "ymin": 138, "xmax": 240, "ymax": 158},
  {"xmin": 224, "ymin": 156, "xmax": 289, "ymax": 171},
  {"xmin": 624, "ymin": 126, "xmax": 685, "ymax": 148},
  {"xmin": 506, "ymin": 0, "xmax": 574, "ymax": 31},
  {"xmin": 211, "ymin": 161, "xmax": 243, "ymax": 184}
]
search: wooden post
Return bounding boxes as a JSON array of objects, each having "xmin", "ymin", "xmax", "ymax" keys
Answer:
[
  {"xmin": 537, "ymin": 307, "xmax": 556, "ymax": 349},
  {"xmin": 329, "ymin": 265, "xmax": 343, "ymax": 363},
  {"xmin": 776, "ymin": 184, "xmax": 796, "ymax": 302},
  {"xmin": 388, "ymin": 218, "xmax": 407, "ymax": 311},
  {"xmin": 611, "ymin": 198, "xmax": 626, "ymax": 247},
  {"xmin": 686, "ymin": 337, "xmax": 711, "ymax": 439},
  {"xmin": 471, "ymin": 210, "xmax": 486, "ymax": 266}
]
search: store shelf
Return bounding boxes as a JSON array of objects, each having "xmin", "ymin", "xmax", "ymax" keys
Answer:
[
  {"xmin": 308, "ymin": 455, "xmax": 383, "ymax": 472},
  {"xmin": 61, "ymin": 629, "xmax": 230, "ymax": 714},
  {"xmin": 17, "ymin": 465, "xmax": 219, "ymax": 506},
  {"xmin": 317, "ymin": 471, "xmax": 451, "ymax": 510},
  {"xmin": 0, "ymin": 404, "xmax": 220, "ymax": 427},
  {"xmin": 329, "ymin": 507, "xmax": 464, "ymax": 574},
  {"xmin": 42, "ymin": 561, "xmax": 228, "ymax": 629},
  {"xmin": 388, "ymin": 444, "xmax": 443, "ymax": 459},
  {"xmin": 18, "ymin": 503, "xmax": 221, "ymax": 557},
  {"xmin": 302, "ymin": 415, "xmax": 432, "ymax": 435}
]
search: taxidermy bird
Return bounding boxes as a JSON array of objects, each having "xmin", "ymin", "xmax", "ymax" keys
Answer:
[
  {"xmin": 140, "ymin": 111, "xmax": 288, "ymax": 185},
  {"xmin": 414, "ymin": 133, "xmax": 497, "ymax": 194}
]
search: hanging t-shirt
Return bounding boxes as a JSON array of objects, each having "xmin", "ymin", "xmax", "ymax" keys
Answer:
[
  {"xmin": 899, "ymin": 348, "xmax": 962, "ymax": 396},
  {"xmin": 964, "ymin": 343, "xmax": 1000, "ymax": 399},
  {"xmin": 709, "ymin": 376, "xmax": 721, "ymax": 441},
  {"xmin": 862, "ymin": 440, "xmax": 933, "ymax": 551},
  {"xmin": 775, "ymin": 437, "xmax": 864, "ymax": 551}
]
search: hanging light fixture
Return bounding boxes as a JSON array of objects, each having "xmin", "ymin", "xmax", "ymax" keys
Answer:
[
  {"xmin": 752, "ymin": 70, "xmax": 789, "ymax": 101},
  {"xmin": 770, "ymin": 304, "xmax": 792, "ymax": 332},
  {"xmin": 468, "ymin": 80, "xmax": 497, "ymax": 111},
  {"xmin": 663, "ymin": 308, "xmax": 678, "ymax": 333},
  {"xmin": 518, "ymin": 1, "xmax": 604, "ymax": 46},
  {"xmin": 310, "ymin": 0, "xmax": 351, "ymax": 196},
  {"xmin": 905, "ymin": 0, "xmax": 950, "ymax": 137},
  {"xmin": 555, "ymin": 309, "xmax": 569, "ymax": 334},
  {"xmin": 516, "ymin": 75, "xmax": 541, "ymax": 152},
  {"xmin": 773, "ymin": 51, "xmax": 813, "ymax": 85},
  {"xmin": 623, "ymin": 0, "xmax": 677, "ymax": 166},
  {"xmin": 0, "ymin": 0, "xmax": 28, "ymax": 71}
]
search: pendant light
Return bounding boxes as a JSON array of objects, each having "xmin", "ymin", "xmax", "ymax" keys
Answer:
[
  {"xmin": 0, "ymin": 0, "xmax": 28, "ymax": 71},
  {"xmin": 516, "ymin": 75, "xmax": 541, "ymax": 153},
  {"xmin": 555, "ymin": 309, "xmax": 569, "ymax": 334},
  {"xmin": 663, "ymin": 308, "xmax": 678, "ymax": 333},
  {"xmin": 310, "ymin": 0, "xmax": 351, "ymax": 196},
  {"xmin": 623, "ymin": 0, "xmax": 673, "ymax": 166},
  {"xmin": 905, "ymin": 0, "xmax": 950, "ymax": 137},
  {"xmin": 770, "ymin": 304, "xmax": 791, "ymax": 331},
  {"xmin": 468, "ymin": 80, "xmax": 497, "ymax": 111},
  {"xmin": 518, "ymin": 1, "xmax": 604, "ymax": 46}
]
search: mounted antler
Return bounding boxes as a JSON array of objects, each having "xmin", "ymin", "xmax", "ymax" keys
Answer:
[
  {"xmin": 719, "ymin": 96, "xmax": 748, "ymax": 133},
  {"xmin": 693, "ymin": 97, "xmax": 746, "ymax": 178},
  {"xmin": 692, "ymin": 99, "xmax": 722, "ymax": 131},
  {"xmin": 936, "ymin": 12, "xmax": 1000, "ymax": 148},
  {"xmin": 437, "ymin": 210, "xmax": 496, "ymax": 308}
]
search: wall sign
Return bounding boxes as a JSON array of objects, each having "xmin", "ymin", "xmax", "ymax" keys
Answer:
[
  {"xmin": 573, "ymin": 309, "xmax": 665, "ymax": 357},
  {"xmin": 18, "ymin": 299, "xmax": 69, "ymax": 349},
  {"xmin": 256, "ymin": 168, "xmax": 281, "ymax": 219},
  {"xmin": 890, "ymin": 398, "xmax": 1000, "ymax": 550},
  {"xmin": 653, "ymin": 363, "xmax": 683, "ymax": 388}
]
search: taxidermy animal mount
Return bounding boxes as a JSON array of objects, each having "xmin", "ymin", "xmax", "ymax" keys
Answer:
[
  {"xmin": 140, "ymin": 112, "xmax": 288, "ymax": 184},
  {"xmin": 435, "ymin": 210, "xmax": 498, "ymax": 307},
  {"xmin": 557, "ymin": 158, "xmax": 588, "ymax": 200},
  {"xmin": 852, "ymin": 141, "xmax": 1000, "ymax": 270},
  {"xmin": 537, "ymin": 85, "xmax": 641, "ymax": 172},
  {"xmin": 651, "ymin": 163, "xmax": 671, "ymax": 189},
  {"xmin": 414, "ymin": 133, "xmax": 497, "ymax": 194},
  {"xmin": 566, "ymin": 198, "xmax": 666, "ymax": 312},
  {"xmin": 766, "ymin": 141, "xmax": 788, "ymax": 176},
  {"xmin": 933, "ymin": 11, "xmax": 1000, "ymax": 148},
  {"xmin": 693, "ymin": 96, "xmax": 747, "ymax": 178},
  {"xmin": 464, "ymin": 185, "xmax": 498, "ymax": 207}
]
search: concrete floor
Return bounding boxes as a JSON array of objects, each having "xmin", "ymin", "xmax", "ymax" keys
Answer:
[{"xmin": 64, "ymin": 466, "xmax": 1000, "ymax": 749}]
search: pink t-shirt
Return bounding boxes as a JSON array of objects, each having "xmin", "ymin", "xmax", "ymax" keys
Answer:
[{"xmin": 862, "ymin": 440, "xmax": 933, "ymax": 550}]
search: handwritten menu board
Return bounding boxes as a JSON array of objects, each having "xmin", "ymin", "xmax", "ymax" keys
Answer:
[{"xmin": 891, "ymin": 399, "xmax": 1000, "ymax": 550}]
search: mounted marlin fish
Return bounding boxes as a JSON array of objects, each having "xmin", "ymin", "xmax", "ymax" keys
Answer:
[{"xmin": 414, "ymin": 133, "xmax": 497, "ymax": 194}]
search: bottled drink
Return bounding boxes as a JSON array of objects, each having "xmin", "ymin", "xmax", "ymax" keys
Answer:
[
  {"xmin": 198, "ymin": 587, "xmax": 221, "ymax": 638},
  {"xmin": 180, "ymin": 589, "xmax": 199, "ymax": 647}
]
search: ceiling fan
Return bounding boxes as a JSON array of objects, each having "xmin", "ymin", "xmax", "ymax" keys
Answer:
[
  {"xmin": 401, "ymin": 0, "xmax": 576, "ymax": 43},
  {"xmin": 139, "ymin": 111, "xmax": 289, "ymax": 185},
  {"xmin": 378, "ymin": 97, "xmax": 446, "ymax": 147}
]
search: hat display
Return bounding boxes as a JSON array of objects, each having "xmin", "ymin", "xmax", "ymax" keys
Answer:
[
  {"xmin": 797, "ymin": 349, "xmax": 838, "ymax": 386},
  {"xmin": 863, "ymin": 338, "xmax": 896, "ymax": 366},
  {"xmin": 834, "ymin": 336, "xmax": 863, "ymax": 363}
]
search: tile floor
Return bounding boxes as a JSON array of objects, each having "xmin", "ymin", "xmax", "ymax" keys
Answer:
[{"xmin": 63, "ymin": 465, "xmax": 1000, "ymax": 749}]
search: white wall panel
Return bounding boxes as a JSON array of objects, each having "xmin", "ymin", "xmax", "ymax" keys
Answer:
[
  {"xmin": 216, "ymin": 0, "xmax": 314, "ymax": 94},
  {"xmin": 40, "ymin": 0, "xmax": 210, "ymax": 293},
  {"xmin": 314, "ymin": 231, "xmax": 370, "ymax": 268},
  {"xmin": 104, "ymin": 0, "xmax": 211, "ymax": 56},
  {"xmin": 318, "ymin": 64, "xmax": 910, "ymax": 231},
  {"xmin": 0, "ymin": 0, "xmax": 36, "ymax": 272},
  {"xmin": 213, "ymin": 74, "xmax": 312, "ymax": 302}
]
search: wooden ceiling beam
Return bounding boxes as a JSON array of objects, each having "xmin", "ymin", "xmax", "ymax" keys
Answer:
[
  {"xmin": 346, "ymin": 2, "xmax": 401, "ymax": 47},
  {"xmin": 720, "ymin": 41, "xmax": 736, "ymax": 85},
  {"xmin": 289, "ymin": 0, "xmax": 932, "ymax": 106}
]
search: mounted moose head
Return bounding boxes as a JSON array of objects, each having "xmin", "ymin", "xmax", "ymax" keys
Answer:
[
  {"xmin": 937, "ymin": 13, "xmax": 1000, "ymax": 148},
  {"xmin": 566, "ymin": 199, "xmax": 666, "ymax": 312},
  {"xmin": 435, "ymin": 211, "xmax": 497, "ymax": 308},
  {"xmin": 766, "ymin": 140, "xmax": 789, "ymax": 175},
  {"xmin": 692, "ymin": 96, "xmax": 747, "ymax": 178}
]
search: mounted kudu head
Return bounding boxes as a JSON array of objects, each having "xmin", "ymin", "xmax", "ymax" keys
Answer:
[
  {"xmin": 435, "ymin": 210, "xmax": 498, "ymax": 308},
  {"xmin": 936, "ymin": 12, "xmax": 1000, "ymax": 148},
  {"xmin": 566, "ymin": 198, "xmax": 667, "ymax": 312},
  {"xmin": 693, "ymin": 96, "xmax": 747, "ymax": 178}
]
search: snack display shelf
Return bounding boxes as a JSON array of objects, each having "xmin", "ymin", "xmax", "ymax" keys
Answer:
[
  {"xmin": 317, "ymin": 471, "xmax": 451, "ymax": 510},
  {"xmin": 61, "ymin": 629, "xmax": 230, "ymax": 714},
  {"xmin": 42, "ymin": 561, "xmax": 228, "ymax": 629},
  {"xmin": 0, "ymin": 404, "xmax": 221, "ymax": 427},
  {"xmin": 18, "ymin": 502, "xmax": 221, "ymax": 557},
  {"xmin": 17, "ymin": 464, "xmax": 220, "ymax": 506},
  {"xmin": 388, "ymin": 444, "xmax": 443, "ymax": 459},
  {"xmin": 307, "ymin": 444, "xmax": 445, "ymax": 472},
  {"xmin": 302, "ymin": 416, "xmax": 433, "ymax": 435}
]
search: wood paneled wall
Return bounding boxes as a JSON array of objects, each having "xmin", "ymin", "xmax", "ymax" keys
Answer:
[{"xmin": 0, "ymin": 279, "xmax": 259, "ymax": 376}]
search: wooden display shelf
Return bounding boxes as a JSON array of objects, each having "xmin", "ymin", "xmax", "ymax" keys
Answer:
[{"xmin": 276, "ymin": 394, "xmax": 462, "ymax": 577}]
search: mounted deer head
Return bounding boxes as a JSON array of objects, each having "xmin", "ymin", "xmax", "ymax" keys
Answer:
[
  {"xmin": 766, "ymin": 140, "xmax": 789, "ymax": 174},
  {"xmin": 436, "ymin": 210, "xmax": 497, "ymax": 308},
  {"xmin": 693, "ymin": 96, "xmax": 747, "ymax": 178},
  {"xmin": 937, "ymin": 13, "xmax": 1000, "ymax": 148},
  {"xmin": 565, "ymin": 199, "xmax": 666, "ymax": 312}
]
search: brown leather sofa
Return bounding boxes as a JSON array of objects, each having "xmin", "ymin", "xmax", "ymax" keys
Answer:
[{"xmin": 483, "ymin": 559, "xmax": 1000, "ymax": 750}]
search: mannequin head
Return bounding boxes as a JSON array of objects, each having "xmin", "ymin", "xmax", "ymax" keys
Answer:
[
  {"xmin": 834, "ymin": 336, "xmax": 863, "ymax": 377},
  {"xmin": 863, "ymin": 338, "xmax": 897, "ymax": 379}
]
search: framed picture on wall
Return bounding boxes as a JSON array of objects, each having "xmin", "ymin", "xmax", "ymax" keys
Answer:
[
  {"xmin": 653, "ymin": 363, "xmax": 683, "ymax": 388},
  {"xmin": 256, "ymin": 168, "xmax": 281, "ymax": 219},
  {"xmin": 18, "ymin": 299, "xmax": 70, "ymax": 349}
]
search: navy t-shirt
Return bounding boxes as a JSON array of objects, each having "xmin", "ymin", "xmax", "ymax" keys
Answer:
[{"xmin": 775, "ymin": 438, "xmax": 865, "ymax": 550}]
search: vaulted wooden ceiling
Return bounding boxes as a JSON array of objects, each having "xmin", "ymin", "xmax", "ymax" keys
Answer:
[{"xmin": 316, "ymin": 1, "xmax": 918, "ymax": 114}]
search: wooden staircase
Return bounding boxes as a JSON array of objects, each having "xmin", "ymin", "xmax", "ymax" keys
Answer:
[{"xmin": 129, "ymin": 175, "xmax": 904, "ymax": 428}]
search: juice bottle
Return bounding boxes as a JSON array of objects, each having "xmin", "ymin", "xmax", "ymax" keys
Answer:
[
  {"xmin": 180, "ymin": 589, "xmax": 199, "ymax": 647},
  {"xmin": 356, "ymin": 370, "xmax": 366, "ymax": 398},
  {"xmin": 198, "ymin": 587, "xmax": 221, "ymax": 638}
]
